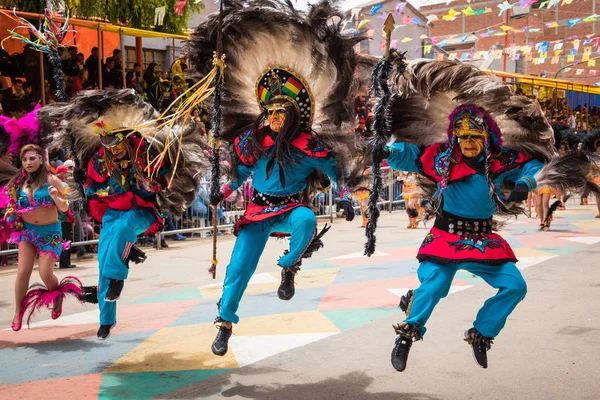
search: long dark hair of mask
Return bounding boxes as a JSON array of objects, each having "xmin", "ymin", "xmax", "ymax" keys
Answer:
[{"xmin": 245, "ymin": 99, "xmax": 302, "ymax": 187}]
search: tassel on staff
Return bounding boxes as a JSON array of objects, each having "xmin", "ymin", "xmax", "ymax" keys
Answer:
[
  {"xmin": 208, "ymin": 0, "xmax": 226, "ymax": 279},
  {"xmin": 364, "ymin": 14, "xmax": 406, "ymax": 256}
]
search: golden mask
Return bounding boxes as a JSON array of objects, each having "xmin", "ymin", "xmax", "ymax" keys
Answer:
[{"xmin": 267, "ymin": 103, "xmax": 291, "ymax": 133}]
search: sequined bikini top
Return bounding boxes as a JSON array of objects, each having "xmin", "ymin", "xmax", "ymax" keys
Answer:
[{"xmin": 16, "ymin": 184, "xmax": 56, "ymax": 213}]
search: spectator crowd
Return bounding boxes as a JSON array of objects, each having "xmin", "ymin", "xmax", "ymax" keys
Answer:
[{"xmin": 0, "ymin": 45, "xmax": 210, "ymax": 136}]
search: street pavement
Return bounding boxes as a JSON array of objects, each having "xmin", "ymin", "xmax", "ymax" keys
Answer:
[{"xmin": 1, "ymin": 200, "xmax": 599, "ymax": 400}]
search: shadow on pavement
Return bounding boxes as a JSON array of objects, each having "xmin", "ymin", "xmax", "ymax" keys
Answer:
[{"xmin": 158, "ymin": 370, "xmax": 441, "ymax": 400}]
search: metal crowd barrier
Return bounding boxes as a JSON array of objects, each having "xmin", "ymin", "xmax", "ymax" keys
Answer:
[{"xmin": 0, "ymin": 168, "xmax": 405, "ymax": 259}]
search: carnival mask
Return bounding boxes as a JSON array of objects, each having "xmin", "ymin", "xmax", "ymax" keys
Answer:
[
  {"xmin": 458, "ymin": 135, "xmax": 484, "ymax": 158},
  {"xmin": 108, "ymin": 140, "xmax": 128, "ymax": 160},
  {"xmin": 453, "ymin": 112, "xmax": 488, "ymax": 158},
  {"xmin": 267, "ymin": 103, "xmax": 289, "ymax": 133}
]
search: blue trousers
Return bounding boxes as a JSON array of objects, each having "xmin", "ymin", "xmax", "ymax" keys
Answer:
[
  {"xmin": 406, "ymin": 260, "xmax": 527, "ymax": 338},
  {"xmin": 98, "ymin": 208, "xmax": 154, "ymax": 326},
  {"xmin": 219, "ymin": 207, "xmax": 316, "ymax": 324}
]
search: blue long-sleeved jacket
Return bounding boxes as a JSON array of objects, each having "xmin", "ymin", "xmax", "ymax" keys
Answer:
[
  {"xmin": 386, "ymin": 142, "xmax": 543, "ymax": 219},
  {"xmin": 225, "ymin": 148, "xmax": 338, "ymax": 196},
  {"xmin": 223, "ymin": 131, "xmax": 339, "ymax": 197}
]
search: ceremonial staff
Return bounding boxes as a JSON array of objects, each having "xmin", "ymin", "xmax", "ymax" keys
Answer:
[
  {"xmin": 365, "ymin": 13, "xmax": 397, "ymax": 256},
  {"xmin": 208, "ymin": 0, "xmax": 226, "ymax": 279}
]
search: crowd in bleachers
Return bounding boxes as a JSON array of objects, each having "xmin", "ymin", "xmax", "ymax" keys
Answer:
[
  {"xmin": 514, "ymin": 88, "xmax": 600, "ymax": 131},
  {"xmin": 0, "ymin": 45, "xmax": 211, "ymax": 132}
]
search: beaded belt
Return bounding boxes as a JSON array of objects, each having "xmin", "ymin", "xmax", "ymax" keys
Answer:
[
  {"xmin": 433, "ymin": 211, "xmax": 493, "ymax": 235},
  {"xmin": 251, "ymin": 189, "xmax": 302, "ymax": 207}
]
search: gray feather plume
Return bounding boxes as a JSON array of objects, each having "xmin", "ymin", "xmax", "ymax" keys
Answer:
[
  {"xmin": 387, "ymin": 59, "xmax": 554, "ymax": 162},
  {"xmin": 535, "ymin": 151, "xmax": 600, "ymax": 197}
]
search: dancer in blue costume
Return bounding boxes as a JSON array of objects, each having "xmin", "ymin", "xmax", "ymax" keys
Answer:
[
  {"xmin": 190, "ymin": 0, "xmax": 372, "ymax": 356},
  {"xmin": 365, "ymin": 57, "xmax": 599, "ymax": 371},
  {"xmin": 207, "ymin": 67, "xmax": 359, "ymax": 356},
  {"xmin": 38, "ymin": 89, "xmax": 208, "ymax": 340},
  {"xmin": 79, "ymin": 123, "xmax": 166, "ymax": 340},
  {"xmin": 385, "ymin": 105, "xmax": 541, "ymax": 370}
]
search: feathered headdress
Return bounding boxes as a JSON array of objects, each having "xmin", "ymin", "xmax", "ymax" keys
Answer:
[
  {"xmin": 0, "ymin": 105, "xmax": 47, "ymax": 156},
  {"xmin": 189, "ymin": 0, "xmax": 372, "ymax": 190},
  {"xmin": 37, "ymin": 89, "xmax": 210, "ymax": 216},
  {"xmin": 387, "ymin": 59, "xmax": 554, "ymax": 161}
]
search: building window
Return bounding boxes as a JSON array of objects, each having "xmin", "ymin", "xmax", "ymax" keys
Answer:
[
  {"xmin": 125, "ymin": 47, "xmax": 136, "ymax": 70},
  {"xmin": 125, "ymin": 47, "xmax": 167, "ymax": 72}
]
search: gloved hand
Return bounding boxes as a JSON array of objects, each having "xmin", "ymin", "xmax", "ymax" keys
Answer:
[
  {"xmin": 336, "ymin": 199, "xmax": 355, "ymax": 222},
  {"xmin": 72, "ymin": 168, "xmax": 87, "ymax": 185},
  {"xmin": 210, "ymin": 192, "xmax": 224, "ymax": 206},
  {"xmin": 506, "ymin": 183, "xmax": 529, "ymax": 202}
]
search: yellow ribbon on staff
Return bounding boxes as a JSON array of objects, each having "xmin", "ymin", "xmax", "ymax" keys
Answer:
[{"xmin": 139, "ymin": 51, "xmax": 227, "ymax": 188}]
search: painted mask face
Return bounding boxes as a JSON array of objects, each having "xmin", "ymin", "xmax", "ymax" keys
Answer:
[
  {"xmin": 267, "ymin": 104, "xmax": 288, "ymax": 133},
  {"xmin": 458, "ymin": 135, "xmax": 484, "ymax": 158},
  {"xmin": 109, "ymin": 140, "xmax": 128, "ymax": 159},
  {"xmin": 21, "ymin": 152, "xmax": 42, "ymax": 174}
]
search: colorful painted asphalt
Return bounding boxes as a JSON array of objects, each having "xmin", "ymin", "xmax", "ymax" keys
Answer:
[{"xmin": 1, "ymin": 207, "xmax": 599, "ymax": 399}]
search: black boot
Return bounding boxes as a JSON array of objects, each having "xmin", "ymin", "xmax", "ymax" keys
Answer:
[
  {"xmin": 391, "ymin": 335, "xmax": 413, "ymax": 372},
  {"xmin": 105, "ymin": 279, "xmax": 124, "ymax": 302},
  {"xmin": 126, "ymin": 244, "xmax": 147, "ymax": 264},
  {"xmin": 391, "ymin": 322, "xmax": 422, "ymax": 372},
  {"xmin": 97, "ymin": 323, "xmax": 116, "ymax": 340},
  {"xmin": 211, "ymin": 323, "xmax": 233, "ymax": 356},
  {"xmin": 464, "ymin": 327, "xmax": 494, "ymax": 369},
  {"xmin": 277, "ymin": 266, "xmax": 300, "ymax": 300}
]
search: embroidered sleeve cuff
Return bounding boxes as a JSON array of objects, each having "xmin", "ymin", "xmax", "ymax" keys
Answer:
[{"xmin": 221, "ymin": 184, "xmax": 233, "ymax": 198}]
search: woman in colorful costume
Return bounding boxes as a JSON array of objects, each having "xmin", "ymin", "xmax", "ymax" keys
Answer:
[
  {"xmin": 535, "ymin": 185, "xmax": 554, "ymax": 231},
  {"xmin": 38, "ymin": 89, "xmax": 208, "ymax": 340},
  {"xmin": 0, "ymin": 108, "xmax": 83, "ymax": 331},
  {"xmin": 367, "ymin": 58, "xmax": 599, "ymax": 371},
  {"xmin": 354, "ymin": 186, "xmax": 371, "ymax": 227},
  {"xmin": 402, "ymin": 172, "xmax": 425, "ymax": 229},
  {"xmin": 190, "ymin": 0, "xmax": 370, "ymax": 356},
  {"xmin": 0, "ymin": 127, "xmax": 12, "ymax": 266}
]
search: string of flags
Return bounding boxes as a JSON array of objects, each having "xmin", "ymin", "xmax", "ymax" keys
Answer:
[
  {"xmin": 350, "ymin": 0, "xmax": 600, "ymax": 72},
  {"xmin": 418, "ymin": 0, "xmax": 588, "ymax": 20},
  {"xmin": 356, "ymin": 7, "xmax": 600, "ymax": 32},
  {"xmin": 358, "ymin": 2, "xmax": 600, "ymax": 27},
  {"xmin": 353, "ymin": 1, "xmax": 600, "ymax": 44},
  {"xmin": 425, "ymin": 43, "xmax": 600, "ymax": 77}
]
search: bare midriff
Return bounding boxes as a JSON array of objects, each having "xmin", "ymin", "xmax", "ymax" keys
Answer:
[{"xmin": 20, "ymin": 206, "xmax": 59, "ymax": 226}]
